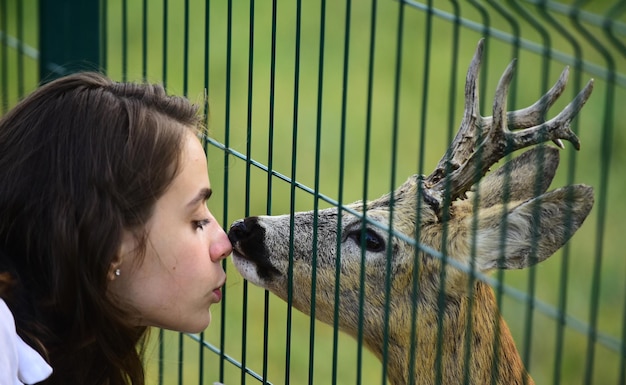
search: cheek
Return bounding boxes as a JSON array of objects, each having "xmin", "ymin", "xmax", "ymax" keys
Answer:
[
  {"xmin": 130, "ymin": 237, "xmax": 212, "ymax": 296},
  {"xmin": 162, "ymin": 239, "xmax": 214, "ymax": 282},
  {"xmin": 120, "ymin": 242, "xmax": 219, "ymax": 328}
]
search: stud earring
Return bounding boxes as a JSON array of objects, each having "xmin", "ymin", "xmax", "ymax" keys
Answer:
[{"xmin": 114, "ymin": 269, "xmax": 121, "ymax": 277}]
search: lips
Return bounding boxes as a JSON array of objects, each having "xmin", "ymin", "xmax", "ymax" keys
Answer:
[
  {"xmin": 213, "ymin": 287, "xmax": 222, "ymax": 302},
  {"xmin": 212, "ymin": 276, "xmax": 226, "ymax": 302}
]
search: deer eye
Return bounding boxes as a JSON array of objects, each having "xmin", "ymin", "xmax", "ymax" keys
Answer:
[{"xmin": 348, "ymin": 228, "xmax": 386, "ymax": 252}]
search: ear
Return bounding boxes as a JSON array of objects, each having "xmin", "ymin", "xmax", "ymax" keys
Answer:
[
  {"xmin": 108, "ymin": 230, "xmax": 135, "ymax": 280},
  {"xmin": 473, "ymin": 184, "xmax": 593, "ymax": 271},
  {"xmin": 474, "ymin": 146, "xmax": 560, "ymax": 208},
  {"xmin": 107, "ymin": 260, "xmax": 122, "ymax": 281}
]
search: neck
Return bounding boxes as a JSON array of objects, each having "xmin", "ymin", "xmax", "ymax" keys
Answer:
[{"xmin": 368, "ymin": 282, "xmax": 534, "ymax": 385}]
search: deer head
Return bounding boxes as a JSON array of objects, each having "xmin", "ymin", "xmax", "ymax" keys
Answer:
[{"xmin": 228, "ymin": 39, "xmax": 594, "ymax": 385}]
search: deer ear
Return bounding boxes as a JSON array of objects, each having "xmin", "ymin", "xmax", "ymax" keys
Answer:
[
  {"xmin": 474, "ymin": 146, "xmax": 560, "ymax": 209},
  {"xmin": 473, "ymin": 184, "xmax": 593, "ymax": 271}
]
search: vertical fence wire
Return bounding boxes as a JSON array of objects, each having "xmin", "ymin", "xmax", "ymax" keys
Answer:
[
  {"xmin": 308, "ymin": 1, "xmax": 327, "ymax": 384},
  {"xmin": 604, "ymin": 2, "xmax": 626, "ymax": 55},
  {"xmin": 568, "ymin": 5, "xmax": 616, "ymax": 384},
  {"xmin": 184, "ymin": 0, "xmax": 196, "ymax": 383},
  {"xmin": 263, "ymin": 1, "xmax": 278, "ymax": 383},
  {"xmin": 463, "ymin": 48, "xmax": 483, "ymax": 385},
  {"xmin": 358, "ymin": 1, "xmax": 378, "ymax": 384},
  {"xmin": 158, "ymin": 0, "xmax": 169, "ymax": 381},
  {"xmin": 141, "ymin": 0, "xmax": 147, "ymax": 80},
  {"xmin": 161, "ymin": 0, "xmax": 168, "ymax": 89},
  {"xmin": 519, "ymin": 4, "xmax": 549, "ymax": 378},
  {"xmin": 1, "ymin": 0, "xmax": 7, "ymax": 114},
  {"xmin": 15, "ymin": 0, "xmax": 22, "ymax": 98},
  {"xmin": 178, "ymin": 2, "xmax": 192, "ymax": 381},
  {"xmin": 416, "ymin": 2, "xmax": 460, "ymax": 385},
  {"xmin": 220, "ymin": 0, "xmax": 233, "ymax": 382},
  {"xmin": 534, "ymin": 4, "xmax": 584, "ymax": 383},
  {"xmin": 286, "ymin": 2, "xmax": 303, "ymax": 384},
  {"xmin": 240, "ymin": 1, "xmax": 256, "ymax": 384},
  {"xmin": 183, "ymin": 0, "xmax": 190, "ymax": 95},
  {"xmin": 584, "ymin": 69, "xmax": 612, "ymax": 381},
  {"xmin": 381, "ymin": 2, "xmax": 405, "ymax": 383},
  {"xmin": 332, "ymin": 1, "xmax": 352, "ymax": 384},
  {"xmin": 199, "ymin": 1, "xmax": 213, "ymax": 383},
  {"xmin": 415, "ymin": 3, "xmax": 445, "ymax": 385},
  {"xmin": 102, "ymin": 0, "xmax": 108, "ymax": 75},
  {"xmin": 121, "ymin": 0, "xmax": 127, "ymax": 82},
  {"xmin": 490, "ymin": 5, "xmax": 520, "ymax": 382}
]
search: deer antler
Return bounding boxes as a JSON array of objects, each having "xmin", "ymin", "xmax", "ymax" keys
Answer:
[{"xmin": 423, "ymin": 39, "xmax": 594, "ymax": 211}]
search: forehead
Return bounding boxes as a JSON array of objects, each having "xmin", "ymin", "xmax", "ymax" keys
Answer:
[{"xmin": 160, "ymin": 132, "xmax": 210, "ymax": 204}]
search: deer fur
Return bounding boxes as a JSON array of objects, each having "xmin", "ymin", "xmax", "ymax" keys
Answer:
[{"xmin": 228, "ymin": 40, "xmax": 594, "ymax": 385}]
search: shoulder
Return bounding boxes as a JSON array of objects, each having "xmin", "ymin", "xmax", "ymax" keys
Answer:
[
  {"xmin": 0, "ymin": 298, "xmax": 18, "ymax": 355},
  {"xmin": 0, "ymin": 298, "xmax": 52, "ymax": 385},
  {"xmin": 0, "ymin": 299, "xmax": 21, "ymax": 384}
]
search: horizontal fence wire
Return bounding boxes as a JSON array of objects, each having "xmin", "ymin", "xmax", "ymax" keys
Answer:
[
  {"xmin": 402, "ymin": 0, "xmax": 626, "ymax": 86},
  {"xmin": 1, "ymin": 1, "xmax": 625, "ymax": 384},
  {"xmin": 185, "ymin": 333, "xmax": 274, "ymax": 385},
  {"xmin": 0, "ymin": 31, "xmax": 38, "ymax": 60}
]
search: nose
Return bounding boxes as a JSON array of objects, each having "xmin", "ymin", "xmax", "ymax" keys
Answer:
[
  {"xmin": 228, "ymin": 219, "xmax": 249, "ymax": 244},
  {"xmin": 210, "ymin": 225, "xmax": 232, "ymax": 262},
  {"xmin": 228, "ymin": 217, "xmax": 262, "ymax": 244}
]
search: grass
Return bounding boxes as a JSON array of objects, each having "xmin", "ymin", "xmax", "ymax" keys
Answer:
[{"xmin": 2, "ymin": 0, "xmax": 626, "ymax": 384}]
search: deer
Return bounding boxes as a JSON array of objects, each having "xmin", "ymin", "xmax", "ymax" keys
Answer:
[{"xmin": 228, "ymin": 39, "xmax": 595, "ymax": 385}]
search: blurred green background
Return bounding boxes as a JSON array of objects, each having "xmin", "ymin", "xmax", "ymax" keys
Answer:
[{"xmin": 2, "ymin": 1, "xmax": 625, "ymax": 384}]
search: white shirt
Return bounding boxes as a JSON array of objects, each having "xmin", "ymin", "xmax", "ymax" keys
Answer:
[{"xmin": 0, "ymin": 298, "xmax": 52, "ymax": 384}]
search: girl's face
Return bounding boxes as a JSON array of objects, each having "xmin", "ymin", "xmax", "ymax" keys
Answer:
[{"xmin": 108, "ymin": 130, "xmax": 232, "ymax": 333}]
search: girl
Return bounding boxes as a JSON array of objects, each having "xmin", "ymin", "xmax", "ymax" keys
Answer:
[{"xmin": 0, "ymin": 72, "xmax": 232, "ymax": 384}]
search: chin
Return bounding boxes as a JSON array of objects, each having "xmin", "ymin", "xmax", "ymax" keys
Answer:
[
  {"xmin": 178, "ymin": 322, "xmax": 210, "ymax": 334},
  {"xmin": 161, "ymin": 313, "xmax": 212, "ymax": 334}
]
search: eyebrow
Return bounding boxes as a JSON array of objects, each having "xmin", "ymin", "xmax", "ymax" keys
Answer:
[{"xmin": 187, "ymin": 188, "xmax": 213, "ymax": 208}]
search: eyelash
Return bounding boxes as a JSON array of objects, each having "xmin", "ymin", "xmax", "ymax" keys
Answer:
[{"xmin": 193, "ymin": 219, "xmax": 210, "ymax": 230}]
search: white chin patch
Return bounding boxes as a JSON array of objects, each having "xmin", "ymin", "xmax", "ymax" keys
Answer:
[{"xmin": 231, "ymin": 254, "xmax": 265, "ymax": 287}]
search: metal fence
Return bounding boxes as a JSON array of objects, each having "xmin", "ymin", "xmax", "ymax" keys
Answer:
[{"xmin": 1, "ymin": 1, "xmax": 625, "ymax": 384}]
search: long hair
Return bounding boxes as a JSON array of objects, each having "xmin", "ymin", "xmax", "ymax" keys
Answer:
[{"xmin": 0, "ymin": 72, "xmax": 202, "ymax": 384}]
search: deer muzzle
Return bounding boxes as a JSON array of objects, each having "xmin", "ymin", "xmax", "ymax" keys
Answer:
[{"xmin": 228, "ymin": 217, "xmax": 282, "ymax": 284}]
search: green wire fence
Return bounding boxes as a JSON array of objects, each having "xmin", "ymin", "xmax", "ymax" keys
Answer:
[{"xmin": 1, "ymin": 1, "xmax": 626, "ymax": 384}]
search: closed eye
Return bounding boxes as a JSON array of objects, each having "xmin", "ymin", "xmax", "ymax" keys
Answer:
[
  {"xmin": 193, "ymin": 219, "xmax": 210, "ymax": 231},
  {"xmin": 348, "ymin": 228, "xmax": 386, "ymax": 252}
]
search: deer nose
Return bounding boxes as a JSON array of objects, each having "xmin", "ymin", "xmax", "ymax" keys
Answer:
[
  {"xmin": 228, "ymin": 219, "xmax": 247, "ymax": 244},
  {"xmin": 228, "ymin": 217, "xmax": 260, "ymax": 245}
]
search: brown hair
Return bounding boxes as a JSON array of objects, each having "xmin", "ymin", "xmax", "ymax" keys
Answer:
[{"xmin": 0, "ymin": 72, "xmax": 203, "ymax": 384}]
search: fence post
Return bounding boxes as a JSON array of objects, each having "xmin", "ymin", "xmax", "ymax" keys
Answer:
[{"xmin": 38, "ymin": 0, "xmax": 100, "ymax": 82}]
